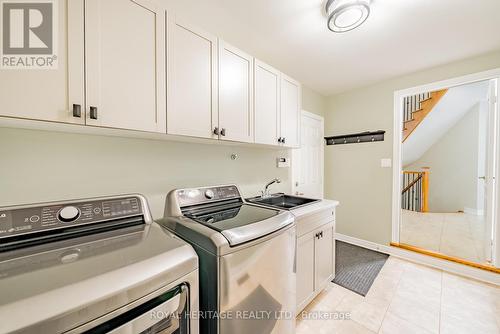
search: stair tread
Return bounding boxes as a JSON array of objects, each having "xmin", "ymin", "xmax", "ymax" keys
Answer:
[{"xmin": 403, "ymin": 89, "xmax": 448, "ymax": 142}]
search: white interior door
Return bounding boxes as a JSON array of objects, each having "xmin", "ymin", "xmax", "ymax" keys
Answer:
[
  {"xmin": 486, "ymin": 79, "xmax": 499, "ymax": 265},
  {"xmin": 293, "ymin": 111, "xmax": 324, "ymax": 199}
]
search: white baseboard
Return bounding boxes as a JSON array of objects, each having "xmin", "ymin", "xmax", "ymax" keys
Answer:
[
  {"xmin": 335, "ymin": 233, "xmax": 500, "ymax": 286},
  {"xmin": 464, "ymin": 207, "xmax": 485, "ymax": 216}
]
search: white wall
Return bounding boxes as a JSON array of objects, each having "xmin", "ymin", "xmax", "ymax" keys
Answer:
[
  {"xmin": 405, "ymin": 104, "xmax": 482, "ymax": 213},
  {"xmin": 325, "ymin": 49, "xmax": 500, "ymax": 245}
]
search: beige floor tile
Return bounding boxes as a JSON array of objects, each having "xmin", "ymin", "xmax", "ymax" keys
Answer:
[
  {"xmin": 440, "ymin": 300, "xmax": 500, "ymax": 334},
  {"xmin": 379, "ymin": 311, "xmax": 433, "ymax": 334},
  {"xmin": 295, "ymin": 256, "xmax": 499, "ymax": 334},
  {"xmin": 319, "ymin": 318, "xmax": 376, "ymax": 334},
  {"xmin": 400, "ymin": 210, "xmax": 487, "ymax": 264},
  {"xmin": 335, "ymin": 292, "xmax": 388, "ymax": 332},
  {"xmin": 441, "ymin": 272, "xmax": 500, "ymax": 334},
  {"xmin": 305, "ymin": 283, "xmax": 349, "ymax": 312},
  {"xmin": 386, "ymin": 275, "xmax": 441, "ymax": 334}
]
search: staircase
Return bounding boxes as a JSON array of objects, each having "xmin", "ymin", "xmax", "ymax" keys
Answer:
[
  {"xmin": 402, "ymin": 89, "xmax": 448, "ymax": 142},
  {"xmin": 402, "ymin": 170, "xmax": 429, "ymax": 212}
]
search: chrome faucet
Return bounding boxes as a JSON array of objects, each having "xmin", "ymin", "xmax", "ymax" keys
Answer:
[{"xmin": 261, "ymin": 178, "xmax": 281, "ymax": 198}]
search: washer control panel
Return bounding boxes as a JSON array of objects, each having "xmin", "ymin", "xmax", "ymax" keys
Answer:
[
  {"xmin": 0, "ymin": 196, "xmax": 143, "ymax": 240},
  {"xmin": 177, "ymin": 185, "xmax": 241, "ymax": 207}
]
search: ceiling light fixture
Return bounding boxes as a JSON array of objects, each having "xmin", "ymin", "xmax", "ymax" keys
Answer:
[{"xmin": 326, "ymin": 0, "xmax": 371, "ymax": 33}]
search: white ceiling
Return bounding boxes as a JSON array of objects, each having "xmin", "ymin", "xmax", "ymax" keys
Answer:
[{"xmin": 163, "ymin": 0, "xmax": 500, "ymax": 96}]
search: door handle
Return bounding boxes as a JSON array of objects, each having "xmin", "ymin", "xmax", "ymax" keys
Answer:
[
  {"xmin": 72, "ymin": 104, "xmax": 81, "ymax": 118},
  {"xmin": 89, "ymin": 106, "xmax": 98, "ymax": 120}
]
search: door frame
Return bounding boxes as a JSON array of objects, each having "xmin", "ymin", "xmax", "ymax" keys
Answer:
[
  {"xmin": 291, "ymin": 110, "xmax": 325, "ymax": 198},
  {"xmin": 392, "ymin": 68, "xmax": 500, "ymax": 266}
]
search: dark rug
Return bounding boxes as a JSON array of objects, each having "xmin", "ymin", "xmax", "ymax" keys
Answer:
[{"xmin": 333, "ymin": 241, "xmax": 389, "ymax": 296}]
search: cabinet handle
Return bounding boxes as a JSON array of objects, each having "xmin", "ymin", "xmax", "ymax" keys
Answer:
[
  {"xmin": 213, "ymin": 127, "xmax": 219, "ymax": 135},
  {"xmin": 72, "ymin": 104, "xmax": 81, "ymax": 118},
  {"xmin": 278, "ymin": 137, "xmax": 283, "ymax": 143},
  {"xmin": 319, "ymin": 231, "xmax": 323, "ymax": 238},
  {"xmin": 282, "ymin": 137, "xmax": 286, "ymax": 144},
  {"xmin": 220, "ymin": 128, "xmax": 226, "ymax": 136},
  {"xmin": 89, "ymin": 106, "xmax": 98, "ymax": 120}
]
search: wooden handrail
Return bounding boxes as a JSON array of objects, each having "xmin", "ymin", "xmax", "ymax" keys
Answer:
[
  {"xmin": 401, "ymin": 170, "xmax": 430, "ymax": 212},
  {"xmin": 401, "ymin": 174, "xmax": 423, "ymax": 194}
]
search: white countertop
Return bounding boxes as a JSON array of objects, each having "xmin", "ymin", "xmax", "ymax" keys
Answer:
[{"xmin": 290, "ymin": 198, "xmax": 339, "ymax": 218}]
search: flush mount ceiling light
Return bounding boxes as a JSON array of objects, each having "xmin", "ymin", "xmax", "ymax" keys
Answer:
[{"xmin": 325, "ymin": 0, "xmax": 371, "ymax": 33}]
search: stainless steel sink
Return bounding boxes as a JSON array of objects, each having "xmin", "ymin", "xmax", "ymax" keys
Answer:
[{"xmin": 247, "ymin": 194, "xmax": 320, "ymax": 210}]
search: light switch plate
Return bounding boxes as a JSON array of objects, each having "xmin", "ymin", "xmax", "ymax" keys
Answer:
[{"xmin": 381, "ymin": 158, "xmax": 392, "ymax": 168}]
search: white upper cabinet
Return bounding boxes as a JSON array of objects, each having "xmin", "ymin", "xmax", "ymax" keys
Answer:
[
  {"xmin": 218, "ymin": 41, "xmax": 254, "ymax": 143},
  {"xmin": 254, "ymin": 60, "xmax": 280, "ymax": 145},
  {"xmin": 0, "ymin": 2, "xmax": 302, "ymax": 147},
  {"xmin": 85, "ymin": 0, "xmax": 165, "ymax": 132},
  {"xmin": 167, "ymin": 17, "xmax": 218, "ymax": 139},
  {"xmin": 280, "ymin": 74, "xmax": 301, "ymax": 148},
  {"xmin": 0, "ymin": 0, "xmax": 85, "ymax": 124}
]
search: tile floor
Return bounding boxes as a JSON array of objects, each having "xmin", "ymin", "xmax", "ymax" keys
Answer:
[
  {"xmin": 400, "ymin": 210, "xmax": 488, "ymax": 264},
  {"xmin": 296, "ymin": 256, "xmax": 500, "ymax": 334}
]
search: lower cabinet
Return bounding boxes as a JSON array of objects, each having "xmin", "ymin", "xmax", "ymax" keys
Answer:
[{"xmin": 296, "ymin": 219, "xmax": 335, "ymax": 313}]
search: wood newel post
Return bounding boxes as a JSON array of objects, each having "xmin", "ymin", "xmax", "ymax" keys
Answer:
[{"xmin": 422, "ymin": 170, "xmax": 429, "ymax": 212}]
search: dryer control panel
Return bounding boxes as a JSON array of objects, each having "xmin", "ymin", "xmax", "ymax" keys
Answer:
[{"xmin": 0, "ymin": 196, "xmax": 145, "ymax": 244}]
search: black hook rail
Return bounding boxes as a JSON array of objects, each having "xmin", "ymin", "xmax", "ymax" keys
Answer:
[{"xmin": 324, "ymin": 130, "xmax": 385, "ymax": 145}]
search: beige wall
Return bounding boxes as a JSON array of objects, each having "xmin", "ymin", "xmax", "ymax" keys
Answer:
[
  {"xmin": 324, "ymin": 50, "xmax": 500, "ymax": 245},
  {"xmin": 406, "ymin": 104, "xmax": 480, "ymax": 213},
  {"xmin": 302, "ymin": 86, "xmax": 327, "ymax": 117},
  {"xmin": 0, "ymin": 128, "xmax": 290, "ymax": 218}
]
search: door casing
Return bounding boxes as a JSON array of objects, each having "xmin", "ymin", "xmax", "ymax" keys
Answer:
[{"xmin": 392, "ymin": 68, "xmax": 500, "ymax": 267}]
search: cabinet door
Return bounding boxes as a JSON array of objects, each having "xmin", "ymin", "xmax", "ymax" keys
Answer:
[
  {"xmin": 167, "ymin": 17, "xmax": 218, "ymax": 139},
  {"xmin": 296, "ymin": 232, "xmax": 315, "ymax": 310},
  {"xmin": 218, "ymin": 41, "xmax": 253, "ymax": 143},
  {"xmin": 254, "ymin": 60, "xmax": 280, "ymax": 145},
  {"xmin": 0, "ymin": 0, "xmax": 84, "ymax": 124},
  {"xmin": 314, "ymin": 223, "xmax": 334, "ymax": 289},
  {"xmin": 280, "ymin": 74, "xmax": 301, "ymax": 148},
  {"xmin": 85, "ymin": 0, "xmax": 165, "ymax": 132}
]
